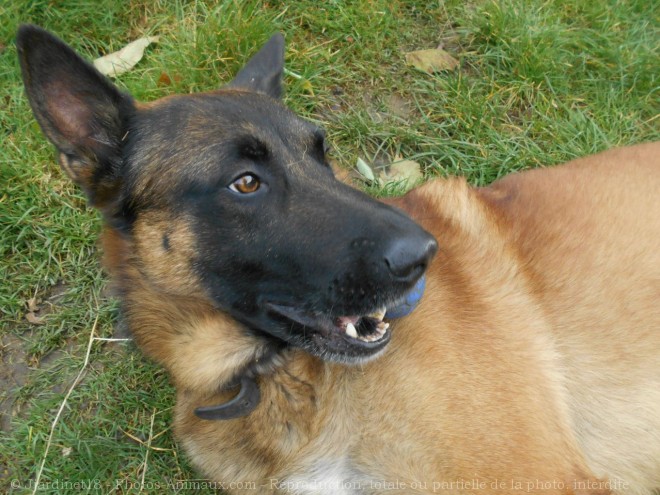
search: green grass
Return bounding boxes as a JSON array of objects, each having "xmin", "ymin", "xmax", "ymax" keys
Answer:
[{"xmin": 1, "ymin": 0, "xmax": 658, "ymax": 493}]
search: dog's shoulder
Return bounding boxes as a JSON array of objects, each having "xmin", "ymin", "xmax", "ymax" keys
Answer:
[{"xmin": 392, "ymin": 177, "xmax": 489, "ymax": 238}]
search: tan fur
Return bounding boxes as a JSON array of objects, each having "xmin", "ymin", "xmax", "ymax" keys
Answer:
[{"xmin": 102, "ymin": 142, "xmax": 660, "ymax": 494}]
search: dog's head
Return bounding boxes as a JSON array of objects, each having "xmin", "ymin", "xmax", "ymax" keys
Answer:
[{"xmin": 17, "ymin": 25, "xmax": 437, "ymax": 365}]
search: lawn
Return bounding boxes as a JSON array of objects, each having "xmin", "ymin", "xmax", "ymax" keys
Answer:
[{"xmin": 1, "ymin": 0, "xmax": 658, "ymax": 493}]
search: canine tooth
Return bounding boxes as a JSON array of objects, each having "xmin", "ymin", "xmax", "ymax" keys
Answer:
[
  {"xmin": 345, "ymin": 323, "xmax": 358, "ymax": 339},
  {"xmin": 376, "ymin": 322, "xmax": 389, "ymax": 335}
]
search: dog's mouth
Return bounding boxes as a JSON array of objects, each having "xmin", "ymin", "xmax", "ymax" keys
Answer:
[
  {"xmin": 335, "ymin": 309, "xmax": 390, "ymax": 342},
  {"xmin": 264, "ymin": 303, "xmax": 392, "ymax": 363}
]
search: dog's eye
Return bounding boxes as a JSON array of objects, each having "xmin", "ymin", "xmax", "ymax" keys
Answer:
[{"xmin": 229, "ymin": 174, "xmax": 261, "ymax": 194}]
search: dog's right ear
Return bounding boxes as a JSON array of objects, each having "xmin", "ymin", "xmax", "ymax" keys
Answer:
[{"xmin": 17, "ymin": 24, "xmax": 134, "ymax": 209}]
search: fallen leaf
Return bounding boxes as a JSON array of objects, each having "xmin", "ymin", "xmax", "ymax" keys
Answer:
[
  {"xmin": 380, "ymin": 159, "xmax": 423, "ymax": 191},
  {"xmin": 27, "ymin": 297, "xmax": 40, "ymax": 312},
  {"xmin": 157, "ymin": 71, "xmax": 172, "ymax": 86},
  {"xmin": 389, "ymin": 159, "xmax": 423, "ymax": 181},
  {"xmin": 356, "ymin": 157, "xmax": 375, "ymax": 182},
  {"xmin": 26, "ymin": 312, "xmax": 45, "ymax": 325},
  {"xmin": 61, "ymin": 446, "xmax": 72, "ymax": 457},
  {"xmin": 405, "ymin": 48, "xmax": 458, "ymax": 73},
  {"xmin": 93, "ymin": 36, "xmax": 159, "ymax": 77}
]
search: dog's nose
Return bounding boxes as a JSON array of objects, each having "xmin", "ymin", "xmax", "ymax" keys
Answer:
[{"xmin": 384, "ymin": 233, "xmax": 438, "ymax": 282}]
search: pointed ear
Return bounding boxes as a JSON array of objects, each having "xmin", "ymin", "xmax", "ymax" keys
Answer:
[
  {"xmin": 227, "ymin": 33, "xmax": 285, "ymax": 99},
  {"xmin": 17, "ymin": 24, "xmax": 134, "ymax": 209}
]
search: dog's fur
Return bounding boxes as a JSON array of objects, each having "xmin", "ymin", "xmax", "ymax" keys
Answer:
[{"xmin": 17, "ymin": 25, "xmax": 660, "ymax": 495}]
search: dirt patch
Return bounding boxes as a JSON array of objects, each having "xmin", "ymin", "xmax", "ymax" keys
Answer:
[
  {"xmin": 0, "ymin": 330, "xmax": 79, "ymax": 432},
  {"xmin": 1, "ymin": 280, "xmax": 76, "ymax": 432},
  {"xmin": 385, "ymin": 94, "xmax": 414, "ymax": 120},
  {"xmin": 0, "ymin": 332, "xmax": 31, "ymax": 432}
]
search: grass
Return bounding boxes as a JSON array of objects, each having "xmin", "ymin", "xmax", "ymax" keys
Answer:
[{"xmin": 0, "ymin": 0, "xmax": 658, "ymax": 493}]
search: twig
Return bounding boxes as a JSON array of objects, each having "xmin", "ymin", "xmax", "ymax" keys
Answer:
[
  {"xmin": 32, "ymin": 315, "xmax": 99, "ymax": 495},
  {"xmin": 119, "ymin": 426, "xmax": 171, "ymax": 451},
  {"xmin": 139, "ymin": 409, "xmax": 156, "ymax": 492}
]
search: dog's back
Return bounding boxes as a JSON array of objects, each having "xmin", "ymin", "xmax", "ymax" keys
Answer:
[
  {"xmin": 489, "ymin": 142, "xmax": 660, "ymax": 492},
  {"xmin": 393, "ymin": 142, "xmax": 660, "ymax": 493}
]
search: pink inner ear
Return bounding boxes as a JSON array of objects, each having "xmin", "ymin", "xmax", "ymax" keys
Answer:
[{"xmin": 44, "ymin": 81, "xmax": 94, "ymax": 146}]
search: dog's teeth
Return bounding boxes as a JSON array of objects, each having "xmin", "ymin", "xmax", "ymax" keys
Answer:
[
  {"xmin": 368, "ymin": 307, "xmax": 387, "ymax": 321},
  {"xmin": 376, "ymin": 322, "xmax": 389, "ymax": 335},
  {"xmin": 345, "ymin": 323, "xmax": 358, "ymax": 339}
]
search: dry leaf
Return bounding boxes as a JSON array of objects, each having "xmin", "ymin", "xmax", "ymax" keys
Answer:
[
  {"xmin": 94, "ymin": 36, "xmax": 159, "ymax": 77},
  {"xmin": 27, "ymin": 297, "xmax": 40, "ymax": 312},
  {"xmin": 356, "ymin": 157, "xmax": 375, "ymax": 182},
  {"xmin": 157, "ymin": 72, "xmax": 183, "ymax": 87},
  {"xmin": 26, "ymin": 312, "xmax": 45, "ymax": 325},
  {"xmin": 61, "ymin": 446, "xmax": 72, "ymax": 457},
  {"xmin": 157, "ymin": 71, "xmax": 172, "ymax": 86},
  {"xmin": 405, "ymin": 48, "xmax": 458, "ymax": 73},
  {"xmin": 380, "ymin": 159, "xmax": 423, "ymax": 191}
]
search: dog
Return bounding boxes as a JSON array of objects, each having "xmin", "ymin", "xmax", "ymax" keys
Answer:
[{"xmin": 17, "ymin": 25, "xmax": 659, "ymax": 494}]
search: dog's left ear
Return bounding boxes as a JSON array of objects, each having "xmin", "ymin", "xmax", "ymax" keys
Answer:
[{"xmin": 227, "ymin": 33, "xmax": 284, "ymax": 99}]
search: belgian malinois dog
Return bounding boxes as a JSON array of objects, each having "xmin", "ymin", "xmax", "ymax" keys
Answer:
[{"xmin": 17, "ymin": 25, "xmax": 659, "ymax": 495}]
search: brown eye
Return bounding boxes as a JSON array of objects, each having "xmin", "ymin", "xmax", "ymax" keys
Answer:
[{"xmin": 229, "ymin": 174, "xmax": 261, "ymax": 194}]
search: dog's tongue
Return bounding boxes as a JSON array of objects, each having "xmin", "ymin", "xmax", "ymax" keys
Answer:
[{"xmin": 385, "ymin": 275, "xmax": 426, "ymax": 319}]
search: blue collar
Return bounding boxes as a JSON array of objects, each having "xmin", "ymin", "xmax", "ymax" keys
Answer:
[{"xmin": 385, "ymin": 275, "xmax": 426, "ymax": 319}]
